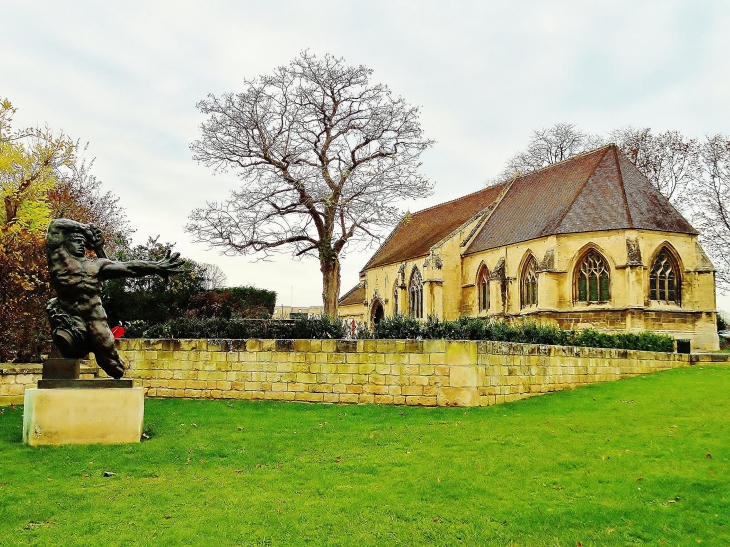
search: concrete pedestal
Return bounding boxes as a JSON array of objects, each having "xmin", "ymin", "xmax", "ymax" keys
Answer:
[{"xmin": 22, "ymin": 387, "xmax": 144, "ymax": 446}]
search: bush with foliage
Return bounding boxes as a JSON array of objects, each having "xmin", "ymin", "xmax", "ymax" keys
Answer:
[
  {"xmin": 125, "ymin": 314, "xmax": 347, "ymax": 340},
  {"xmin": 103, "ymin": 237, "xmax": 276, "ymax": 327},
  {"xmin": 186, "ymin": 286, "xmax": 276, "ymax": 319},
  {"xmin": 102, "ymin": 237, "xmax": 206, "ymax": 326},
  {"xmin": 365, "ymin": 316, "xmax": 674, "ymax": 352},
  {"xmin": 124, "ymin": 314, "xmax": 675, "ymax": 352},
  {"xmin": 0, "ymin": 98, "xmax": 132, "ymax": 362}
]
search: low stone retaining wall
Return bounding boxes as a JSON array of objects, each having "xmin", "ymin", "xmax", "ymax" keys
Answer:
[
  {"xmin": 3, "ymin": 339, "xmax": 727, "ymax": 407},
  {"xmin": 0, "ymin": 364, "xmax": 99, "ymax": 406}
]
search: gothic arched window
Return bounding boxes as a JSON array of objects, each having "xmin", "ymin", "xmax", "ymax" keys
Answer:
[
  {"xmin": 409, "ymin": 268, "xmax": 423, "ymax": 319},
  {"xmin": 477, "ymin": 264, "xmax": 490, "ymax": 312},
  {"xmin": 575, "ymin": 249, "xmax": 610, "ymax": 303},
  {"xmin": 393, "ymin": 283, "xmax": 399, "ymax": 316},
  {"xmin": 650, "ymin": 248, "xmax": 681, "ymax": 304},
  {"xmin": 521, "ymin": 255, "xmax": 539, "ymax": 308}
]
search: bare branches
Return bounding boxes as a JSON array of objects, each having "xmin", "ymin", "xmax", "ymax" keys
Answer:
[
  {"xmin": 187, "ymin": 52, "xmax": 433, "ymax": 313},
  {"xmin": 610, "ymin": 127, "xmax": 701, "ymax": 211},
  {"xmin": 489, "ymin": 123, "xmax": 604, "ymax": 184},
  {"xmin": 694, "ymin": 135, "xmax": 730, "ymax": 290}
]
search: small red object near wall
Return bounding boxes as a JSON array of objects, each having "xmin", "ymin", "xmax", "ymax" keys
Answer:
[{"xmin": 111, "ymin": 325, "xmax": 125, "ymax": 339}]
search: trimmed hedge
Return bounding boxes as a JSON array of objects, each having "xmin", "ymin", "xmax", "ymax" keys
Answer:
[
  {"xmin": 124, "ymin": 315, "xmax": 676, "ymax": 352},
  {"xmin": 125, "ymin": 315, "xmax": 346, "ymax": 340}
]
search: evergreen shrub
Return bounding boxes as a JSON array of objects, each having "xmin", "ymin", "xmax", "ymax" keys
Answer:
[
  {"xmin": 125, "ymin": 315, "xmax": 347, "ymax": 340},
  {"xmin": 124, "ymin": 315, "xmax": 675, "ymax": 352}
]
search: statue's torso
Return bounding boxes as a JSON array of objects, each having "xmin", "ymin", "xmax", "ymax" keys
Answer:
[{"xmin": 50, "ymin": 252, "xmax": 107, "ymax": 320}]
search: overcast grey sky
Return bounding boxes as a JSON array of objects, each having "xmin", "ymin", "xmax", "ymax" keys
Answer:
[{"xmin": 3, "ymin": 1, "xmax": 730, "ymax": 310}]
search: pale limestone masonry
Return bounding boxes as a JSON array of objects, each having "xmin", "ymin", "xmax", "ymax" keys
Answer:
[
  {"xmin": 22, "ymin": 387, "xmax": 144, "ymax": 446},
  {"xmin": 0, "ymin": 364, "xmax": 98, "ymax": 406},
  {"xmin": 3, "ymin": 340, "xmax": 727, "ymax": 407}
]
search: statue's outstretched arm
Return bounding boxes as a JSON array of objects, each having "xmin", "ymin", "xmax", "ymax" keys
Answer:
[{"xmin": 98, "ymin": 250, "xmax": 185, "ymax": 280}]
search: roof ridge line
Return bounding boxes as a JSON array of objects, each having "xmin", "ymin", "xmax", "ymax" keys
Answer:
[
  {"xmin": 505, "ymin": 143, "xmax": 615, "ymax": 182},
  {"xmin": 458, "ymin": 175, "xmax": 518, "ymax": 251},
  {"xmin": 612, "ymin": 145, "xmax": 634, "ymax": 228},
  {"xmin": 550, "ymin": 146, "xmax": 612, "ymax": 233},
  {"xmin": 338, "ymin": 281, "xmax": 364, "ymax": 303},
  {"xmin": 360, "ymin": 182, "xmax": 509, "ymax": 272},
  {"xmin": 408, "ymin": 180, "xmax": 509, "ymax": 216},
  {"xmin": 359, "ymin": 222, "xmax": 401, "ymax": 272}
]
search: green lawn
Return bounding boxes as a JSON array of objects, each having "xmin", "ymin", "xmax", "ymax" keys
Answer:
[{"xmin": 1, "ymin": 366, "xmax": 728, "ymax": 547}]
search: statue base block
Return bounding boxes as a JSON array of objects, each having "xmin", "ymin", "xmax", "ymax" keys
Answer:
[{"xmin": 22, "ymin": 387, "xmax": 144, "ymax": 446}]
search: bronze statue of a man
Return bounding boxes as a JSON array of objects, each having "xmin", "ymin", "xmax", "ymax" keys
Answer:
[{"xmin": 46, "ymin": 219, "xmax": 184, "ymax": 379}]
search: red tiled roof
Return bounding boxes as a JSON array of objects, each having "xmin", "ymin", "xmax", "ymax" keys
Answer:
[
  {"xmin": 363, "ymin": 183, "xmax": 507, "ymax": 270},
  {"xmin": 338, "ymin": 282, "xmax": 365, "ymax": 306},
  {"xmin": 464, "ymin": 145, "xmax": 697, "ymax": 255}
]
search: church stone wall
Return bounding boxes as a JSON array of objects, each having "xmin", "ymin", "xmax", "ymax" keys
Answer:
[{"xmin": 460, "ymin": 229, "xmax": 718, "ymax": 350}]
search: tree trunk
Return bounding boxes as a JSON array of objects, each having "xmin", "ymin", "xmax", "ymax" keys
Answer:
[{"xmin": 320, "ymin": 254, "xmax": 341, "ymax": 318}]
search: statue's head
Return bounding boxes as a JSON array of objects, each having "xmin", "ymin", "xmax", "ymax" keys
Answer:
[{"xmin": 64, "ymin": 232, "xmax": 87, "ymax": 258}]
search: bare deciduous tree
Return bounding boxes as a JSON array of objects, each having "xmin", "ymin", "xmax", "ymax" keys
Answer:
[
  {"xmin": 187, "ymin": 52, "xmax": 433, "ymax": 315},
  {"xmin": 610, "ymin": 127, "xmax": 701, "ymax": 212},
  {"xmin": 199, "ymin": 263, "xmax": 228, "ymax": 290},
  {"xmin": 489, "ymin": 123, "xmax": 603, "ymax": 184},
  {"xmin": 694, "ymin": 135, "xmax": 730, "ymax": 290}
]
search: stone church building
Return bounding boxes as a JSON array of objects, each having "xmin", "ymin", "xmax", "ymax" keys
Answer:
[{"xmin": 339, "ymin": 144, "xmax": 719, "ymax": 351}]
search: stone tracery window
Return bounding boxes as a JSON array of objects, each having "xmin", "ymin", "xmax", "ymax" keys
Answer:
[
  {"xmin": 477, "ymin": 264, "xmax": 490, "ymax": 312},
  {"xmin": 409, "ymin": 267, "xmax": 423, "ymax": 319},
  {"xmin": 521, "ymin": 255, "xmax": 538, "ymax": 308},
  {"xmin": 575, "ymin": 249, "xmax": 610, "ymax": 303},
  {"xmin": 650, "ymin": 248, "xmax": 681, "ymax": 304}
]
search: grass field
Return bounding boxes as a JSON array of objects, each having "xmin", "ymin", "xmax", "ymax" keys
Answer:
[{"xmin": 1, "ymin": 366, "xmax": 728, "ymax": 546}]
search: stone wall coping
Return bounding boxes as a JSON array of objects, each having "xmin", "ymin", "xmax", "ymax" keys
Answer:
[
  {"xmin": 1, "ymin": 363, "xmax": 99, "ymax": 375},
  {"xmin": 113, "ymin": 337, "xmax": 690, "ymax": 361},
  {"xmin": 1, "ymin": 364, "xmax": 43, "ymax": 374}
]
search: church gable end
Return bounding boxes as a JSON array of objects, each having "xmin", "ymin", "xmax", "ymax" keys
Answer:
[
  {"xmin": 617, "ymin": 151, "xmax": 698, "ymax": 235},
  {"xmin": 556, "ymin": 147, "xmax": 632, "ymax": 234}
]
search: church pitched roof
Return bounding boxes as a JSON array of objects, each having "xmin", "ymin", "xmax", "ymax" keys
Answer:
[
  {"xmin": 362, "ymin": 183, "xmax": 507, "ymax": 270},
  {"xmin": 464, "ymin": 144, "xmax": 697, "ymax": 254},
  {"xmin": 338, "ymin": 282, "xmax": 365, "ymax": 306},
  {"xmin": 360, "ymin": 144, "xmax": 698, "ymax": 272}
]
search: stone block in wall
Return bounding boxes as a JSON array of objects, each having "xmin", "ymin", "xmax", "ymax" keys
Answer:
[
  {"xmin": 376, "ymin": 340, "xmax": 397, "ymax": 353},
  {"xmin": 445, "ymin": 341, "xmax": 477, "ymax": 366},
  {"xmin": 429, "ymin": 353, "xmax": 446, "ymax": 365},
  {"xmin": 435, "ymin": 365, "xmax": 450, "ymax": 376},
  {"xmin": 408, "ymin": 375, "xmax": 429, "ymax": 386},
  {"xmin": 402, "ymin": 340, "xmax": 423, "ymax": 353},
  {"xmin": 336, "ymin": 340, "xmax": 358, "ymax": 353},
  {"xmin": 365, "ymin": 353, "xmax": 385, "ymax": 364},
  {"xmin": 402, "ymin": 385, "xmax": 423, "ymax": 396},
  {"xmin": 246, "ymin": 340, "xmax": 262, "ymax": 351},
  {"xmin": 423, "ymin": 340, "xmax": 446, "ymax": 353},
  {"xmin": 292, "ymin": 340, "xmax": 309, "ymax": 352},
  {"xmin": 405, "ymin": 395, "xmax": 437, "ymax": 406},
  {"xmin": 361, "ymin": 340, "xmax": 376, "ymax": 352},
  {"xmin": 450, "ymin": 365, "xmax": 479, "ymax": 388}
]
